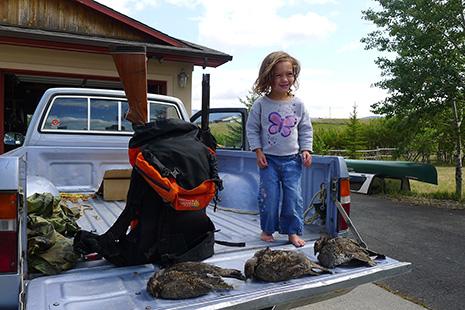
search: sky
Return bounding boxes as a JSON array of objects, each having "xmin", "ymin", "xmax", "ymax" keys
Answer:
[{"xmin": 96, "ymin": 0, "xmax": 386, "ymax": 118}]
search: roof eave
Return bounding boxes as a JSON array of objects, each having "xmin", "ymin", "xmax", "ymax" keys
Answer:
[{"xmin": 0, "ymin": 25, "xmax": 232, "ymax": 68}]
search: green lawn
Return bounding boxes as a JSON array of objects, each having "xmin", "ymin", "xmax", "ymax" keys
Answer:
[{"xmin": 411, "ymin": 166, "xmax": 464, "ymax": 196}]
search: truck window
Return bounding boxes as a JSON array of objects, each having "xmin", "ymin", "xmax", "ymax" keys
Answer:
[
  {"xmin": 43, "ymin": 97, "xmax": 87, "ymax": 130},
  {"xmin": 192, "ymin": 111, "xmax": 244, "ymax": 149},
  {"xmin": 42, "ymin": 96, "xmax": 182, "ymax": 134},
  {"xmin": 120, "ymin": 101, "xmax": 132, "ymax": 132},
  {"xmin": 90, "ymin": 99, "xmax": 119, "ymax": 131},
  {"xmin": 149, "ymin": 102, "xmax": 180, "ymax": 122}
]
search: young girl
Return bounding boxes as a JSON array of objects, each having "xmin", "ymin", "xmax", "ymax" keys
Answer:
[{"xmin": 246, "ymin": 51, "xmax": 313, "ymax": 248}]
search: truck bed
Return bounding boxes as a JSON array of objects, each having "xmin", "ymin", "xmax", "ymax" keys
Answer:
[
  {"xmin": 2, "ymin": 88, "xmax": 411, "ymax": 309},
  {"xmin": 25, "ymin": 196, "xmax": 411, "ymax": 310}
]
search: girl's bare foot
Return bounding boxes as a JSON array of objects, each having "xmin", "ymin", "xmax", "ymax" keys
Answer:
[
  {"xmin": 260, "ymin": 232, "xmax": 275, "ymax": 242},
  {"xmin": 289, "ymin": 234, "xmax": 305, "ymax": 247}
]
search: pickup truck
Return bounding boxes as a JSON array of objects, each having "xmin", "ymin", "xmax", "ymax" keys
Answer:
[{"xmin": 0, "ymin": 87, "xmax": 411, "ymax": 310}]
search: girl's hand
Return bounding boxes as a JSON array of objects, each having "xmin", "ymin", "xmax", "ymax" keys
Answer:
[
  {"xmin": 255, "ymin": 149, "xmax": 268, "ymax": 168},
  {"xmin": 301, "ymin": 151, "xmax": 312, "ymax": 167}
]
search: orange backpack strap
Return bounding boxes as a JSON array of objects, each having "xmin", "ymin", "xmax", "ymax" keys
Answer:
[{"xmin": 128, "ymin": 147, "xmax": 141, "ymax": 167}]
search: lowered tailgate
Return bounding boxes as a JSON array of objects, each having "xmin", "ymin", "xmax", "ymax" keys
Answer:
[
  {"xmin": 25, "ymin": 198, "xmax": 411, "ymax": 310},
  {"xmin": 25, "ymin": 243, "xmax": 410, "ymax": 310}
]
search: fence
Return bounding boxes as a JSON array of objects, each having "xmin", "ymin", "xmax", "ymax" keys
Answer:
[{"xmin": 326, "ymin": 148, "xmax": 397, "ymax": 160}]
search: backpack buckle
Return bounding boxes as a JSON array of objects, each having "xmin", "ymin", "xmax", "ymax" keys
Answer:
[{"xmin": 170, "ymin": 168, "xmax": 182, "ymax": 179}]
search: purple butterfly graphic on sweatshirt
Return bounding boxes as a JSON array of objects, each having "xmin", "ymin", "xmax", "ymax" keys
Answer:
[{"xmin": 268, "ymin": 112, "xmax": 297, "ymax": 137}]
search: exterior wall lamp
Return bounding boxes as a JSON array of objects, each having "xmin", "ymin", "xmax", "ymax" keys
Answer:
[{"xmin": 177, "ymin": 69, "xmax": 189, "ymax": 88}]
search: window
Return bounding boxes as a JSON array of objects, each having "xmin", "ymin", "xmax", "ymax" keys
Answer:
[
  {"xmin": 193, "ymin": 111, "xmax": 244, "ymax": 149},
  {"xmin": 90, "ymin": 99, "xmax": 119, "ymax": 131},
  {"xmin": 149, "ymin": 102, "xmax": 181, "ymax": 122},
  {"xmin": 42, "ymin": 96, "xmax": 182, "ymax": 134},
  {"xmin": 120, "ymin": 101, "xmax": 133, "ymax": 132},
  {"xmin": 43, "ymin": 97, "xmax": 88, "ymax": 130}
]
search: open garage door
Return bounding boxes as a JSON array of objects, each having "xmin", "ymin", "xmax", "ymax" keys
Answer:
[{"xmin": 1, "ymin": 72, "xmax": 166, "ymax": 153}]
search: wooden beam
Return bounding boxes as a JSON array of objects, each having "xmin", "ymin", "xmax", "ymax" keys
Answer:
[{"xmin": 111, "ymin": 45, "xmax": 148, "ymax": 125}]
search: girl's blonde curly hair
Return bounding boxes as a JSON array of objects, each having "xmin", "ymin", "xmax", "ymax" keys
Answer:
[{"xmin": 253, "ymin": 51, "xmax": 301, "ymax": 95}]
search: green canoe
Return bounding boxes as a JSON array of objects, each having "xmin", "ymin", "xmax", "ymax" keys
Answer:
[{"xmin": 345, "ymin": 159, "xmax": 438, "ymax": 185}]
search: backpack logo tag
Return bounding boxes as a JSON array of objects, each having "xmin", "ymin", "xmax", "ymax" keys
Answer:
[{"xmin": 178, "ymin": 197, "xmax": 200, "ymax": 208}]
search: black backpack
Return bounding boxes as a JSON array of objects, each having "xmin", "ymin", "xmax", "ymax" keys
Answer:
[{"xmin": 74, "ymin": 119, "xmax": 222, "ymax": 266}]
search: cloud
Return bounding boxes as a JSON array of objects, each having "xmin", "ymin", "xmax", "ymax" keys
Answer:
[
  {"xmin": 298, "ymin": 0, "xmax": 338, "ymax": 4},
  {"xmin": 165, "ymin": 0, "xmax": 200, "ymax": 7},
  {"xmin": 191, "ymin": 66, "xmax": 257, "ymax": 109},
  {"xmin": 95, "ymin": 0, "xmax": 202, "ymax": 14},
  {"xmin": 337, "ymin": 40, "xmax": 363, "ymax": 53},
  {"xmin": 95, "ymin": 0, "xmax": 161, "ymax": 14},
  {"xmin": 196, "ymin": 1, "xmax": 337, "ymax": 49},
  {"xmin": 95, "ymin": 1, "xmax": 337, "ymax": 50},
  {"xmin": 299, "ymin": 67, "xmax": 334, "ymax": 79},
  {"xmin": 93, "ymin": 0, "xmax": 384, "ymax": 118},
  {"xmin": 297, "ymin": 77, "xmax": 387, "ymax": 118},
  {"xmin": 190, "ymin": 64, "xmax": 386, "ymax": 118}
]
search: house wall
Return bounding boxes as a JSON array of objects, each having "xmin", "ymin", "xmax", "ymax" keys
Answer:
[{"xmin": 0, "ymin": 44, "xmax": 194, "ymax": 112}]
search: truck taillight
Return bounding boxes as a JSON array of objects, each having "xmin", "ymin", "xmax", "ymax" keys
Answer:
[
  {"xmin": 338, "ymin": 178, "xmax": 351, "ymax": 232},
  {"xmin": 0, "ymin": 192, "xmax": 18, "ymax": 273}
]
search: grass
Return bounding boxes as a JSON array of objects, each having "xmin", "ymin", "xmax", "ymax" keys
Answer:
[
  {"xmin": 386, "ymin": 166, "xmax": 465, "ymax": 208},
  {"xmin": 312, "ymin": 117, "xmax": 374, "ymax": 131},
  {"xmin": 410, "ymin": 166, "xmax": 463, "ymax": 196},
  {"xmin": 370, "ymin": 166, "xmax": 461, "ymax": 197}
]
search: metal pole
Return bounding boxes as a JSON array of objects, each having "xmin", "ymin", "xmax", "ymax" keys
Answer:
[{"xmin": 201, "ymin": 74, "xmax": 210, "ymax": 131}]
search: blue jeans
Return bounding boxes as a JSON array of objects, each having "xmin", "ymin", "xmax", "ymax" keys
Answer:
[{"xmin": 258, "ymin": 154, "xmax": 303, "ymax": 235}]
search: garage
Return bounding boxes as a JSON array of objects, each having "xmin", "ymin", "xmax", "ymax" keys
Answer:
[{"xmin": 0, "ymin": 0, "xmax": 232, "ymax": 153}]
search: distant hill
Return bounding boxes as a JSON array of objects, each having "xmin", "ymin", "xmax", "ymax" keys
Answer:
[
  {"xmin": 190, "ymin": 111, "xmax": 382, "ymax": 126},
  {"xmin": 360, "ymin": 115, "xmax": 383, "ymax": 120},
  {"xmin": 312, "ymin": 118, "xmax": 347, "ymax": 124},
  {"xmin": 312, "ymin": 116, "xmax": 382, "ymax": 123}
]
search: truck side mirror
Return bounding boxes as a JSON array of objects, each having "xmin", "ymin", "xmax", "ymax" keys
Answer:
[{"xmin": 4, "ymin": 132, "xmax": 25, "ymax": 146}]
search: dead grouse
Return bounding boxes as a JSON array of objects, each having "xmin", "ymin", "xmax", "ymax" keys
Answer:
[
  {"xmin": 147, "ymin": 261, "xmax": 245, "ymax": 299},
  {"xmin": 314, "ymin": 235, "xmax": 385, "ymax": 268},
  {"xmin": 244, "ymin": 247, "xmax": 331, "ymax": 282},
  {"xmin": 165, "ymin": 261, "xmax": 245, "ymax": 280}
]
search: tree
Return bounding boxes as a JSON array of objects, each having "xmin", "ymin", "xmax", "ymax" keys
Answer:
[
  {"xmin": 222, "ymin": 118, "xmax": 244, "ymax": 148},
  {"xmin": 312, "ymin": 126, "xmax": 346, "ymax": 154},
  {"xmin": 360, "ymin": 117, "xmax": 397, "ymax": 151},
  {"xmin": 362, "ymin": 0, "xmax": 465, "ymax": 199},
  {"xmin": 240, "ymin": 88, "xmax": 260, "ymax": 112},
  {"xmin": 343, "ymin": 103, "xmax": 366, "ymax": 158},
  {"xmin": 220, "ymin": 89, "xmax": 260, "ymax": 148}
]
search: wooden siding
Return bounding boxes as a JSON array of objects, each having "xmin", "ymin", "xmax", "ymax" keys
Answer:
[{"xmin": 0, "ymin": 0, "xmax": 166, "ymax": 44}]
